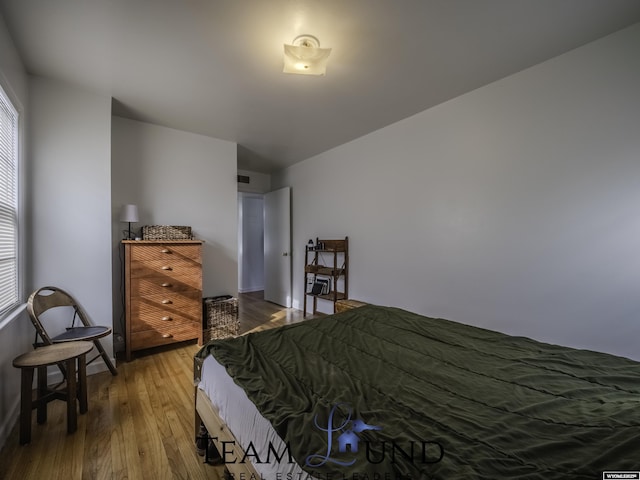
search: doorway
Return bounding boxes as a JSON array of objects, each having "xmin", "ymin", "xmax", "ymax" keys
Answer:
[
  {"xmin": 237, "ymin": 187, "xmax": 292, "ymax": 307},
  {"xmin": 237, "ymin": 192, "xmax": 265, "ymax": 293}
]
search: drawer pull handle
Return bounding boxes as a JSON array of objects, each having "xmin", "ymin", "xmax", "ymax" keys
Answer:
[
  {"xmin": 161, "ymin": 283, "xmax": 173, "ymax": 288},
  {"xmin": 161, "ymin": 316, "xmax": 172, "ymax": 321},
  {"xmin": 162, "ymin": 299, "xmax": 172, "ymax": 305},
  {"xmin": 161, "ymin": 249, "xmax": 171, "ymax": 254},
  {"xmin": 161, "ymin": 266, "xmax": 172, "ymax": 270},
  {"xmin": 162, "ymin": 333, "xmax": 173, "ymax": 339}
]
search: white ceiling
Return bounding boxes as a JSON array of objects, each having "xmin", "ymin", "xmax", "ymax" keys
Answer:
[{"xmin": 2, "ymin": 1, "xmax": 640, "ymax": 173}]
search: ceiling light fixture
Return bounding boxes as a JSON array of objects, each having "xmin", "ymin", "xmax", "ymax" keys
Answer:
[{"xmin": 283, "ymin": 35, "xmax": 331, "ymax": 76}]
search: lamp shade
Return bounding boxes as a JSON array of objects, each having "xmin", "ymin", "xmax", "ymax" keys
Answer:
[
  {"xmin": 119, "ymin": 204, "xmax": 139, "ymax": 223},
  {"xmin": 283, "ymin": 35, "xmax": 331, "ymax": 76}
]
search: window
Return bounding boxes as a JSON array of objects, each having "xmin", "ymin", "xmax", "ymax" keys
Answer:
[{"xmin": 0, "ymin": 83, "xmax": 19, "ymax": 316}]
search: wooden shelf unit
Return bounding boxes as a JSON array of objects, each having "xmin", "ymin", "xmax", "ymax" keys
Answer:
[{"xmin": 303, "ymin": 237, "xmax": 348, "ymax": 317}]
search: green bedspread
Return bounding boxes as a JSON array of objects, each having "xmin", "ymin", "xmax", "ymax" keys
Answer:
[{"xmin": 196, "ymin": 305, "xmax": 640, "ymax": 479}]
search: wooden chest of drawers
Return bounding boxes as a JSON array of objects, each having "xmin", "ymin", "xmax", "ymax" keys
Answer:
[{"xmin": 123, "ymin": 240, "xmax": 203, "ymax": 360}]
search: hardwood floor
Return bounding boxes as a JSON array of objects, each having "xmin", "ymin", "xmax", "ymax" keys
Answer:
[
  {"xmin": 0, "ymin": 292, "xmax": 311, "ymax": 480},
  {"xmin": 236, "ymin": 290, "xmax": 311, "ymax": 334}
]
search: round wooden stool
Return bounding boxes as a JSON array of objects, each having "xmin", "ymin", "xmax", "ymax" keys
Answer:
[{"xmin": 12, "ymin": 341, "xmax": 94, "ymax": 444}]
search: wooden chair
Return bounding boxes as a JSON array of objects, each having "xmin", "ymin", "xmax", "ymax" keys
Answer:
[{"xmin": 26, "ymin": 286, "xmax": 117, "ymax": 376}]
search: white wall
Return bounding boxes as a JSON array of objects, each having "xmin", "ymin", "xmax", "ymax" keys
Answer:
[
  {"xmin": 274, "ymin": 23, "xmax": 640, "ymax": 361},
  {"xmin": 238, "ymin": 169, "xmax": 271, "ymax": 194},
  {"xmin": 0, "ymin": 10, "xmax": 31, "ymax": 451},
  {"xmin": 29, "ymin": 76, "xmax": 114, "ymax": 366},
  {"xmin": 111, "ymin": 116, "xmax": 238, "ymax": 347}
]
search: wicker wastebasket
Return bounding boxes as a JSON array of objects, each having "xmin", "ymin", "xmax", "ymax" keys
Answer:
[{"xmin": 203, "ymin": 295, "xmax": 239, "ymax": 342}]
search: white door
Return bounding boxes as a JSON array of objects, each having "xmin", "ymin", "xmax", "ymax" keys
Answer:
[{"xmin": 264, "ymin": 187, "xmax": 291, "ymax": 307}]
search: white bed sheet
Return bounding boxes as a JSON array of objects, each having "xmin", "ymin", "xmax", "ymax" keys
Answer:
[{"xmin": 198, "ymin": 354, "xmax": 310, "ymax": 479}]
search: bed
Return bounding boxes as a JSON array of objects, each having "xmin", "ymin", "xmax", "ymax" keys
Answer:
[{"xmin": 194, "ymin": 304, "xmax": 640, "ymax": 479}]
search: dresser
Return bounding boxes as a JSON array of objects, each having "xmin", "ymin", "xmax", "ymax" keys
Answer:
[{"xmin": 123, "ymin": 240, "xmax": 203, "ymax": 361}]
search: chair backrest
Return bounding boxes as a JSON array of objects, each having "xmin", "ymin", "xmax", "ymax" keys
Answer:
[{"xmin": 26, "ymin": 286, "xmax": 91, "ymax": 346}]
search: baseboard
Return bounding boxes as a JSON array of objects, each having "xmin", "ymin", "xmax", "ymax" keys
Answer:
[
  {"xmin": 238, "ymin": 286, "xmax": 264, "ymax": 293},
  {"xmin": 0, "ymin": 395, "xmax": 20, "ymax": 450}
]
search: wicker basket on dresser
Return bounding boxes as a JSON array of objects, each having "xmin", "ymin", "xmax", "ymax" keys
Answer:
[{"xmin": 123, "ymin": 240, "xmax": 203, "ymax": 361}]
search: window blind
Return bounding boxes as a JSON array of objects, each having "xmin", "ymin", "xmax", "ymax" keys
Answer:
[{"xmin": 0, "ymin": 84, "xmax": 18, "ymax": 316}]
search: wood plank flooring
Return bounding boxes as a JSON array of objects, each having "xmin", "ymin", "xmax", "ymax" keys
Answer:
[{"xmin": 0, "ymin": 292, "xmax": 311, "ymax": 480}]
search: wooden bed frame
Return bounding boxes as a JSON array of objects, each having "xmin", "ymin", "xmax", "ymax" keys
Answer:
[
  {"xmin": 194, "ymin": 386, "xmax": 261, "ymax": 478},
  {"xmin": 192, "ymin": 300, "xmax": 368, "ymax": 477}
]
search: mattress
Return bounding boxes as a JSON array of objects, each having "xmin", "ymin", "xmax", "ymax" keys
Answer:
[
  {"xmin": 196, "ymin": 304, "xmax": 640, "ymax": 479},
  {"xmin": 198, "ymin": 354, "xmax": 310, "ymax": 478}
]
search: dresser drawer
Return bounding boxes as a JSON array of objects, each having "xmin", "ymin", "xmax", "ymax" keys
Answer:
[
  {"xmin": 129, "ymin": 323, "xmax": 201, "ymax": 351},
  {"xmin": 130, "ymin": 275, "xmax": 201, "ymax": 296},
  {"xmin": 130, "ymin": 244, "xmax": 201, "ymax": 263},
  {"xmin": 130, "ymin": 297, "xmax": 201, "ymax": 333},
  {"xmin": 131, "ymin": 291, "xmax": 201, "ymax": 323},
  {"xmin": 130, "ymin": 259, "xmax": 202, "ymax": 279}
]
